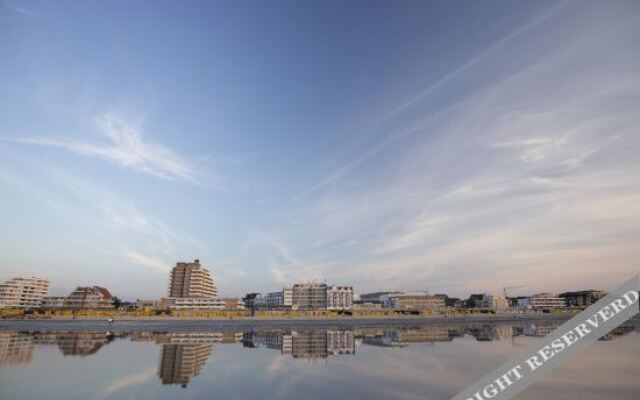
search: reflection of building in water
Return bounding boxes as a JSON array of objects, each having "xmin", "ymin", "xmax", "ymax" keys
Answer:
[
  {"xmin": 523, "ymin": 324, "xmax": 556, "ymax": 338},
  {"xmin": 359, "ymin": 324, "xmax": 539, "ymax": 346},
  {"xmin": 243, "ymin": 329, "xmax": 354, "ymax": 359},
  {"xmin": 156, "ymin": 333, "xmax": 221, "ymax": 387},
  {"xmin": 511, "ymin": 326, "xmax": 525, "ymax": 337},
  {"xmin": 158, "ymin": 343, "xmax": 213, "ymax": 387},
  {"xmin": 394, "ymin": 327, "xmax": 453, "ymax": 344},
  {"xmin": 0, "ymin": 332, "xmax": 35, "ymax": 365},
  {"xmin": 362, "ymin": 327, "xmax": 455, "ymax": 347},
  {"xmin": 32, "ymin": 332, "xmax": 113, "ymax": 356},
  {"xmin": 154, "ymin": 331, "xmax": 242, "ymax": 345},
  {"xmin": 600, "ymin": 326, "xmax": 636, "ymax": 341},
  {"xmin": 466, "ymin": 325, "xmax": 502, "ymax": 341},
  {"xmin": 244, "ymin": 330, "xmax": 288, "ymax": 352},
  {"xmin": 130, "ymin": 331, "xmax": 157, "ymax": 342},
  {"xmin": 327, "ymin": 330, "xmax": 355, "ymax": 355},
  {"xmin": 495, "ymin": 326, "xmax": 514, "ymax": 340},
  {"xmin": 291, "ymin": 330, "xmax": 328, "ymax": 359}
]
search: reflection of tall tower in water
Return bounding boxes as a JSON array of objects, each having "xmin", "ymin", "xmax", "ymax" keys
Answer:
[{"xmin": 158, "ymin": 343, "xmax": 213, "ymax": 388}]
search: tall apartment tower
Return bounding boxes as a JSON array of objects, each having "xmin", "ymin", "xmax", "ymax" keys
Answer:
[
  {"xmin": 168, "ymin": 259, "xmax": 217, "ymax": 298},
  {"xmin": 0, "ymin": 277, "xmax": 50, "ymax": 308}
]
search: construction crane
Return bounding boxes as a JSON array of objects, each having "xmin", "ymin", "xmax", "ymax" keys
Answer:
[{"xmin": 503, "ymin": 285, "xmax": 527, "ymax": 298}]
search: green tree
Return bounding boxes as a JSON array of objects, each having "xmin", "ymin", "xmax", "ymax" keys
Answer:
[{"xmin": 112, "ymin": 297, "xmax": 122, "ymax": 309}]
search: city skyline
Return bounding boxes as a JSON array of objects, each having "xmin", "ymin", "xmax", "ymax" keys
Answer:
[
  {"xmin": 1, "ymin": 1, "xmax": 640, "ymax": 300},
  {"xmin": 0, "ymin": 268, "xmax": 617, "ymax": 305}
]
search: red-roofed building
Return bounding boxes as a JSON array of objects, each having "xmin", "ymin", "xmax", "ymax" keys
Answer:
[{"xmin": 64, "ymin": 286, "xmax": 114, "ymax": 309}]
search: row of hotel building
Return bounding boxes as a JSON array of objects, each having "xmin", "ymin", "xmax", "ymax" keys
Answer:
[{"xmin": 0, "ymin": 259, "xmax": 611, "ymax": 312}]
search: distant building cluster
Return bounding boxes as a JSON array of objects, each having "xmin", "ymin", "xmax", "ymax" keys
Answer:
[
  {"xmin": 356, "ymin": 289, "xmax": 611, "ymax": 313},
  {"xmin": 0, "ymin": 276, "xmax": 114, "ymax": 310},
  {"xmin": 244, "ymin": 283, "xmax": 354, "ymax": 312},
  {"xmin": 0, "ymin": 261, "xmax": 617, "ymax": 314}
]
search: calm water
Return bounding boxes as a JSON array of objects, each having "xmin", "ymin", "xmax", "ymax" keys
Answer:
[{"xmin": 0, "ymin": 320, "xmax": 638, "ymax": 400}]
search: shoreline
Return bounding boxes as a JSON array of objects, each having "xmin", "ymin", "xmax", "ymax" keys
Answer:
[{"xmin": 0, "ymin": 313, "xmax": 579, "ymax": 331}]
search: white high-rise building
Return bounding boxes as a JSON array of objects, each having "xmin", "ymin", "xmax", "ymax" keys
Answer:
[{"xmin": 0, "ymin": 277, "xmax": 50, "ymax": 308}]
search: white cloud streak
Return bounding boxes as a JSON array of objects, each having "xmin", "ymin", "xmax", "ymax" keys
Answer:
[
  {"xmin": 384, "ymin": 0, "xmax": 574, "ymax": 119},
  {"xmin": 14, "ymin": 113, "xmax": 199, "ymax": 183},
  {"xmin": 262, "ymin": 5, "xmax": 640, "ymax": 295},
  {"xmin": 102, "ymin": 367, "xmax": 156, "ymax": 394},
  {"xmin": 123, "ymin": 250, "xmax": 171, "ymax": 273},
  {"xmin": 3, "ymin": 2, "xmax": 35, "ymax": 17}
]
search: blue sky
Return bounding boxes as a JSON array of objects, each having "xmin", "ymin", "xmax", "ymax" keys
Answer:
[{"xmin": 1, "ymin": 0, "xmax": 639, "ymax": 300}]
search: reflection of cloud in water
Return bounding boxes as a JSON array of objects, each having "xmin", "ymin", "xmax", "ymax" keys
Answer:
[
  {"xmin": 102, "ymin": 366, "xmax": 156, "ymax": 394},
  {"xmin": 0, "ymin": 319, "xmax": 637, "ymax": 399}
]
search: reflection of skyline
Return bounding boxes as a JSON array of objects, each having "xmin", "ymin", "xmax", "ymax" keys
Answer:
[
  {"xmin": 32, "ymin": 332, "xmax": 114, "ymax": 356},
  {"xmin": 159, "ymin": 343, "xmax": 213, "ymax": 387},
  {"xmin": 243, "ymin": 329, "xmax": 356, "ymax": 359},
  {"xmin": 0, "ymin": 332, "xmax": 34, "ymax": 365},
  {"xmin": 1, "ymin": 319, "xmax": 638, "ymax": 370},
  {"xmin": 154, "ymin": 332, "xmax": 243, "ymax": 387}
]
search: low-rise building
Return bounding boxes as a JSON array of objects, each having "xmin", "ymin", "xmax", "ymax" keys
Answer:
[
  {"xmin": 41, "ymin": 296, "xmax": 66, "ymax": 309},
  {"xmin": 64, "ymin": 286, "xmax": 114, "ymax": 309},
  {"xmin": 242, "ymin": 293, "xmax": 261, "ymax": 310},
  {"xmin": 353, "ymin": 303, "xmax": 382, "ymax": 311},
  {"xmin": 465, "ymin": 294, "xmax": 485, "ymax": 308},
  {"xmin": 480, "ymin": 295, "xmax": 510, "ymax": 310},
  {"xmin": 256, "ymin": 289, "xmax": 293, "ymax": 310},
  {"xmin": 518, "ymin": 293, "xmax": 566, "ymax": 311},
  {"xmin": 559, "ymin": 290, "xmax": 607, "ymax": 308},
  {"xmin": 326, "ymin": 286, "xmax": 353, "ymax": 310},
  {"xmin": 360, "ymin": 291, "xmax": 403, "ymax": 305},
  {"xmin": 136, "ymin": 299, "xmax": 161, "ymax": 310},
  {"xmin": 445, "ymin": 297, "xmax": 463, "ymax": 308},
  {"xmin": 251, "ymin": 283, "xmax": 353, "ymax": 311},
  {"xmin": 220, "ymin": 298, "xmax": 245, "ymax": 310},
  {"xmin": 168, "ymin": 297, "xmax": 224, "ymax": 310},
  {"xmin": 382, "ymin": 293, "xmax": 445, "ymax": 311},
  {"xmin": 0, "ymin": 277, "xmax": 50, "ymax": 308}
]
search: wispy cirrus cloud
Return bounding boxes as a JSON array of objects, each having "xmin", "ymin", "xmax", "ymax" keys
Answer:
[
  {"xmin": 258, "ymin": 6, "xmax": 640, "ymax": 296},
  {"xmin": 384, "ymin": 0, "xmax": 573, "ymax": 119},
  {"xmin": 13, "ymin": 113, "xmax": 200, "ymax": 183},
  {"xmin": 3, "ymin": 2, "xmax": 35, "ymax": 17},
  {"xmin": 0, "ymin": 148, "xmax": 207, "ymax": 297},
  {"xmin": 123, "ymin": 250, "xmax": 170, "ymax": 273}
]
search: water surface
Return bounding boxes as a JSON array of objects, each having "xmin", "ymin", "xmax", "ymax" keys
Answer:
[{"xmin": 1, "ymin": 320, "xmax": 638, "ymax": 400}]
